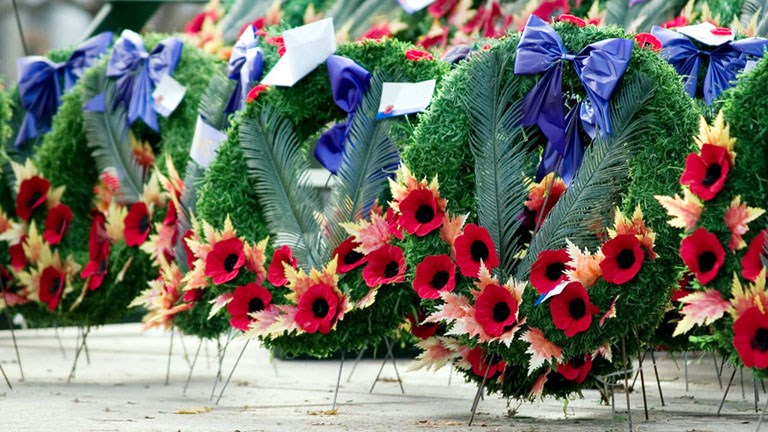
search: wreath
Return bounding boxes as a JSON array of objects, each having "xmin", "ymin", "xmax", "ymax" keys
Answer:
[
  {"xmin": 5, "ymin": 32, "xmax": 220, "ymax": 328},
  {"xmin": 658, "ymin": 55, "xmax": 767, "ymax": 374},
  {"xmin": 393, "ymin": 17, "xmax": 699, "ymax": 399},
  {"xmin": 180, "ymin": 36, "xmax": 449, "ymax": 356}
]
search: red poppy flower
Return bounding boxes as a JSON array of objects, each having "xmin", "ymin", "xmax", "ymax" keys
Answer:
[
  {"xmin": 398, "ymin": 188, "xmax": 444, "ymax": 236},
  {"xmin": 466, "ymin": 347, "xmax": 506, "ymax": 378},
  {"xmin": 163, "ymin": 201, "xmax": 178, "ymax": 226},
  {"xmin": 265, "ymin": 36, "xmax": 286, "ymax": 56},
  {"xmin": 557, "ymin": 354, "xmax": 592, "ymax": 383},
  {"xmin": 362, "ymin": 244, "xmax": 407, "ymax": 287},
  {"xmin": 358, "ymin": 23, "xmax": 391, "ymax": 41},
  {"xmin": 80, "ymin": 241, "xmax": 110, "ymax": 291},
  {"xmin": 454, "ymin": 224, "xmax": 498, "ymax": 277},
  {"xmin": 413, "ymin": 254, "xmax": 456, "ymax": 300},
  {"xmin": 42, "ymin": 204, "xmax": 73, "ymax": 245},
  {"xmin": 549, "ymin": 281, "xmax": 599, "ymax": 337},
  {"xmin": 9, "ymin": 238, "xmax": 27, "ymax": 271},
  {"xmin": 733, "ymin": 306, "xmax": 768, "ymax": 368},
  {"xmin": 124, "ymin": 202, "xmax": 151, "ymax": 247},
  {"xmin": 16, "ymin": 175, "xmax": 50, "ymax": 221},
  {"xmin": 407, "ymin": 310, "xmax": 439, "ymax": 340},
  {"xmin": 246, "ymin": 84, "xmax": 268, "ymax": 103},
  {"xmin": 184, "ymin": 288, "xmax": 204, "ymax": 303},
  {"xmin": 557, "ymin": 14, "xmax": 586, "ymax": 27},
  {"xmin": 184, "ymin": 10, "xmax": 217, "ymax": 34},
  {"xmin": 38, "ymin": 266, "xmax": 65, "ymax": 311},
  {"xmin": 531, "ymin": 249, "xmax": 572, "ymax": 294},
  {"xmin": 671, "ymin": 274, "xmax": 695, "ymax": 302},
  {"xmin": 267, "ymin": 245, "xmax": 297, "ymax": 286},
  {"xmin": 332, "ymin": 237, "xmax": 366, "ymax": 274},
  {"xmin": 661, "ymin": 15, "xmax": 688, "ymax": 29},
  {"xmin": 532, "ymin": 0, "xmax": 569, "ymax": 20},
  {"xmin": 386, "ymin": 207, "xmax": 403, "ymax": 240},
  {"xmin": 182, "ymin": 229, "xmax": 195, "ymax": 270},
  {"xmin": 680, "ymin": 144, "xmax": 730, "ymax": 201},
  {"xmin": 474, "ymin": 284, "xmax": 519, "ymax": 337},
  {"xmin": 405, "ymin": 49, "xmax": 433, "ymax": 61},
  {"xmin": 680, "ymin": 228, "xmax": 725, "ymax": 285},
  {"xmin": 295, "ymin": 283, "xmax": 341, "ymax": 334},
  {"xmin": 227, "ymin": 282, "xmax": 272, "ymax": 331},
  {"xmin": 600, "ymin": 234, "xmax": 645, "ymax": 285},
  {"xmin": 205, "ymin": 237, "xmax": 245, "ymax": 285},
  {"xmin": 427, "ymin": 0, "xmax": 458, "ymax": 18},
  {"xmin": 89, "ymin": 213, "xmax": 108, "ymax": 252},
  {"xmin": 635, "ymin": 33, "xmax": 662, "ymax": 51},
  {"xmin": 742, "ymin": 230, "xmax": 768, "ymax": 282}
]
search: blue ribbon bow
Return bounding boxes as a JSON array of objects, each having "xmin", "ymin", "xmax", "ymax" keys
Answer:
[
  {"xmin": 651, "ymin": 26, "xmax": 768, "ymax": 105},
  {"xmin": 86, "ymin": 30, "xmax": 183, "ymax": 132},
  {"xmin": 514, "ymin": 15, "xmax": 633, "ymax": 161},
  {"xmin": 224, "ymin": 25, "xmax": 264, "ymax": 115},
  {"xmin": 15, "ymin": 32, "xmax": 113, "ymax": 147},
  {"xmin": 536, "ymin": 101, "xmax": 595, "ymax": 185},
  {"xmin": 314, "ymin": 55, "xmax": 371, "ymax": 174}
]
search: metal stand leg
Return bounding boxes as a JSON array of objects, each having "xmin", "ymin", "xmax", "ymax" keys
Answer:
[
  {"xmin": 54, "ymin": 323, "xmax": 66, "ymax": 359},
  {"xmin": 742, "ymin": 368, "xmax": 746, "ymax": 399},
  {"xmin": 669, "ymin": 351, "xmax": 680, "ymax": 370},
  {"xmin": 216, "ymin": 339, "xmax": 250, "ymax": 405},
  {"xmin": 622, "ymin": 338, "xmax": 633, "ymax": 432},
  {"xmin": 165, "ymin": 327, "xmax": 175, "ymax": 386},
  {"xmin": 0, "ymin": 363, "xmax": 11, "ymax": 390},
  {"xmin": 684, "ymin": 351, "xmax": 689, "ymax": 392},
  {"xmin": 448, "ymin": 366, "xmax": 453, "ymax": 386},
  {"xmin": 757, "ymin": 393, "xmax": 768, "ymax": 431},
  {"xmin": 346, "ymin": 347, "xmax": 366, "ymax": 383},
  {"xmin": 67, "ymin": 326, "xmax": 90, "ymax": 383},
  {"xmin": 713, "ymin": 353, "xmax": 723, "ymax": 390},
  {"xmin": 756, "ymin": 378, "xmax": 761, "ymax": 413},
  {"xmin": 386, "ymin": 339, "xmax": 404, "ymax": 394},
  {"xmin": 2, "ymin": 283, "xmax": 24, "ymax": 381},
  {"xmin": 183, "ymin": 338, "xmax": 203, "ymax": 394},
  {"xmin": 717, "ymin": 368, "xmax": 737, "ymax": 416},
  {"xmin": 637, "ymin": 350, "xmax": 649, "ymax": 420},
  {"xmin": 468, "ymin": 354, "xmax": 494, "ymax": 426},
  {"xmin": 332, "ymin": 352, "xmax": 345, "ymax": 411},
  {"xmin": 650, "ymin": 351, "xmax": 665, "ymax": 406},
  {"xmin": 210, "ymin": 330, "xmax": 234, "ymax": 400}
]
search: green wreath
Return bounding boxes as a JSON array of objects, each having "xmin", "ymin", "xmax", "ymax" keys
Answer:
[
  {"xmin": 13, "ymin": 34, "xmax": 220, "ymax": 328},
  {"xmin": 399, "ymin": 22, "xmax": 698, "ymax": 399},
  {"xmin": 183, "ymin": 37, "xmax": 449, "ymax": 355}
]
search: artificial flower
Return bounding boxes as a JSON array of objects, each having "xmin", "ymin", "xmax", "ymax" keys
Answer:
[
  {"xmin": 680, "ymin": 144, "xmax": 730, "ymax": 201},
  {"xmin": 564, "ymin": 240, "xmax": 604, "ymax": 288},
  {"xmin": 407, "ymin": 310, "xmax": 439, "ymax": 340},
  {"xmin": 634, "ymin": 33, "xmax": 662, "ymax": 50},
  {"xmin": 405, "ymin": 49, "xmax": 433, "ymax": 61},
  {"xmin": 557, "ymin": 14, "xmax": 586, "ymax": 27},
  {"xmin": 525, "ymin": 173, "xmax": 567, "ymax": 225},
  {"xmin": 358, "ymin": 22, "xmax": 391, "ymax": 41},
  {"xmin": 733, "ymin": 306, "xmax": 768, "ymax": 368},
  {"xmin": 332, "ymin": 237, "xmax": 366, "ymax": 274},
  {"xmin": 42, "ymin": 204, "xmax": 72, "ymax": 245},
  {"xmin": 742, "ymin": 230, "xmax": 768, "ymax": 282},
  {"xmin": 205, "ymin": 237, "xmax": 245, "ymax": 285},
  {"xmin": 655, "ymin": 188, "xmax": 703, "ymax": 231},
  {"xmin": 474, "ymin": 283, "xmax": 519, "ymax": 338},
  {"xmin": 454, "ymin": 223, "xmax": 498, "ymax": 277},
  {"xmin": 521, "ymin": 328, "xmax": 562, "ymax": 375},
  {"xmin": 268, "ymin": 245, "xmax": 297, "ymax": 287},
  {"xmin": 428, "ymin": 0, "xmax": 459, "ymax": 18},
  {"xmin": 362, "ymin": 244, "xmax": 407, "ymax": 287},
  {"xmin": 413, "ymin": 254, "xmax": 456, "ymax": 300},
  {"xmin": 80, "ymin": 241, "xmax": 109, "ymax": 291},
  {"xmin": 398, "ymin": 188, "xmax": 445, "ymax": 237},
  {"xmin": 557, "ymin": 354, "xmax": 592, "ymax": 383},
  {"xmin": 724, "ymin": 196, "xmax": 765, "ymax": 251},
  {"xmin": 548, "ymin": 281, "xmax": 599, "ymax": 337},
  {"xmin": 530, "ymin": 249, "xmax": 572, "ymax": 294},
  {"xmin": 607, "ymin": 206, "xmax": 657, "ymax": 260},
  {"xmin": 661, "ymin": 15, "xmax": 688, "ymax": 29},
  {"xmin": 673, "ymin": 289, "xmax": 730, "ymax": 336},
  {"xmin": 694, "ymin": 112, "xmax": 736, "ymax": 163},
  {"xmin": 246, "ymin": 84, "xmax": 269, "ymax": 103},
  {"xmin": 465, "ymin": 347, "xmax": 506, "ymax": 378},
  {"xmin": 16, "ymin": 175, "xmax": 50, "ymax": 221},
  {"xmin": 124, "ymin": 202, "xmax": 151, "ymax": 247},
  {"xmin": 295, "ymin": 282, "xmax": 342, "ymax": 334},
  {"xmin": 680, "ymin": 228, "xmax": 725, "ymax": 285},
  {"xmin": 38, "ymin": 265, "xmax": 66, "ymax": 311},
  {"xmin": 600, "ymin": 234, "xmax": 645, "ymax": 285},
  {"xmin": 227, "ymin": 282, "xmax": 272, "ymax": 331}
]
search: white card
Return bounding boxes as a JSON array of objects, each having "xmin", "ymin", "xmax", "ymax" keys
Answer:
[
  {"xmin": 397, "ymin": 0, "xmax": 435, "ymax": 14},
  {"xmin": 152, "ymin": 74, "xmax": 186, "ymax": 117},
  {"xmin": 744, "ymin": 60, "xmax": 758, "ymax": 74},
  {"xmin": 376, "ymin": 80, "xmax": 437, "ymax": 119},
  {"xmin": 676, "ymin": 22, "xmax": 734, "ymax": 47},
  {"xmin": 534, "ymin": 281, "xmax": 570, "ymax": 306},
  {"xmin": 190, "ymin": 116, "xmax": 227, "ymax": 168},
  {"xmin": 260, "ymin": 18, "xmax": 336, "ymax": 87}
]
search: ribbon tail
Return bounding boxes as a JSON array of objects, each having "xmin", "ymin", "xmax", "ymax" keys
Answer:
[
  {"xmin": 558, "ymin": 105, "xmax": 585, "ymax": 185},
  {"xmin": 521, "ymin": 65, "xmax": 566, "ymax": 155},
  {"xmin": 128, "ymin": 66, "xmax": 159, "ymax": 131},
  {"xmin": 314, "ymin": 122, "xmax": 348, "ymax": 174},
  {"xmin": 14, "ymin": 113, "xmax": 40, "ymax": 148},
  {"xmin": 224, "ymin": 81, "xmax": 244, "ymax": 115},
  {"xmin": 84, "ymin": 93, "xmax": 107, "ymax": 112}
]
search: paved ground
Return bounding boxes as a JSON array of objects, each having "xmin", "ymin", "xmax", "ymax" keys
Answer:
[{"xmin": 1, "ymin": 323, "xmax": 766, "ymax": 431}]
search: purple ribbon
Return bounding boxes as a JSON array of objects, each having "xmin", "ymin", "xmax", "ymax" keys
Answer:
[
  {"xmin": 15, "ymin": 32, "xmax": 113, "ymax": 147},
  {"xmin": 85, "ymin": 30, "xmax": 182, "ymax": 132},
  {"xmin": 536, "ymin": 101, "xmax": 593, "ymax": 185},
  {"xmin": 314, "ymin": 55, "xmax": 371, "ymax": 173},
  {"xmin": 224, "ymin": 25, "xmax": 264, "ymax": 115},
  {"xmin": 651, "ymin": 26, "xmax": 768, "ymax": 105},
  {"xmin": 514, "ymin": 15, "xmax": 632, "ymax": 160}
]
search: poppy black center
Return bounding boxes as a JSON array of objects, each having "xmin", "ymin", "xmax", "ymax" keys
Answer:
[
  {"xmin": 384, "ymin": 261, "xmax": 400, "ymax": 278},
  {"xmin": 569, "ymin": 298, "xmax": 586, "ymax": 320},
  {"xmin": 470, "ymin": 240, "xmax": 489, "ymax": 262},
  {"xmin": 616, "ymin": 249, "xmax": 636, "ymax": 270},
  {"xmin": 248, "ymin": 298, "xmax": 265, "ymax": 314},
  {"xmin": 311, "ymin": 298, "xmax": 329, "ymax": 318},
  {"xmin": 415, "ymin": 204, "xmax": 435, "ymax": 223},
  {"xmin": 430, "ymin": 271, "xmax": 449, "ymax": 289},
  {"xmin": 545, "ymin": 262, "xmax": 566, "ymax": 281},
  {"xmin": 57, "ymin": 218, "xmax": 67, "ymax": 233},
  {"xmin": 138, "ymin": 214, "xmax": 150, "ymax": 234},
  {"xmin": 48, "ymin": 277, "xmax": 61, "ymax": 296},
  {"xmin": 98, "ymin": 260, "xmax": 107, "ymax": 274},
  {"xmin": 697, "ymin": 251, "xmax": 717, "ymax": 273},
  {"xmin": 702, "ymin": 163, "xmax": 722, "ymax": 187},
  {"xmin": 571, "ymin": 355, "xmax": 586, "ymax": 368},
  {"xmin": 492, "ymin": 301, "xmax": 511, "ymax": 323},
  {"xmin": 26, "ymin": 191, "xmax": 43, "ymax": 209},
  {"xmin": 752, "ymin": 328, "xmax": 768, "ymax": 352},
  {"xmin": 223, "ymin": 253, "xmax": 239, "ymax": 272},
  {"xmin": 343, "ymin": 250, "xmax": 363, "ymax": 265}
]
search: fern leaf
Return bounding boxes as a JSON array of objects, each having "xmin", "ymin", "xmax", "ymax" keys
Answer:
[
  {"xmin": 81, "ymin": 73, "xmax": 146, "ymax": 203},
  {"xmin": 323, "ymin": 71, "xmax": 400, "ymax": 253},
  {"xmin": 240, "ymin": 105, "xmax": 323, "ymax": 268},
  {"xmin": 173, "ymin": 160, "xmax": 205, "ymax": 272},
  {"xmin": 464, "ymin": 49, "xmax": 531, "ymax": 279},
  {"xmin": 198, "ymin": 70, "xmax": 236, "ymax": 131},
  {"xmin": 516, "ymin": 74, "xmax": 656, "ymax": 280}
]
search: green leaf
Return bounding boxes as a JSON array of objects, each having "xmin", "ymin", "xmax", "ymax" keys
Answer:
[
  {"xmin": 198, "ymin": 70, "xmax": 236, "ymax": 131},
  {"xmin": 740, "ymin": 0, "xmax": 768, "ymax": 36},
  {"xmin": 323, "ymin": 71, "xmax": 399, "ymax": 253},
  {"xmin": 464, "ymin": 49, "xmax": 530, "ymax": 279},
  {"xmin": 516, "ymin": 74, "xmax": 656, "ymax": 280},
  {"xmin": 605, "ymin": 0, "xmax": 684, "ymax": 32},
  {"xmin": 174, "ymin": 160, "xmax": 206, "ymax": 272},
  {"xmin": 240, "ymin": 105, "xmax": 323, "ymax": 268},
  {"xmin": 81, "ymin": 72, "xmax": 146, "ymax": 203}
]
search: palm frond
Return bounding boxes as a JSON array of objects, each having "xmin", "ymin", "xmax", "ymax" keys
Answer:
[
  {"xmin": 606, "ymin": 0, "xmax": 683, "ymax": 32},
  {"xmin": 740, "ymin": 0, "xmax": 768, "ymax": 36},
  {"xmin": 323, "ymin": 71, "xmax": 399, "ymax": 253},
  {"xmin": 240, "ymin": 105, "xmax": 323, "ymax": 268},
  {"xmin": 515, "ymin": 74, "xmax": 656, "ymax": 280},
  {"xmin": 464, "ymin": 49, "xmax": 531, "ymax": 279},
  {"xmin": 174, "ymin": 160, "xmax": 205, "ymax": 272},
  {"xmin": 198, "ymin": 70, "xmax": 236, "ymax": 131},
  {"xmin": 81, "ymin": 73, "xmax": 146, "ymax": 203}
]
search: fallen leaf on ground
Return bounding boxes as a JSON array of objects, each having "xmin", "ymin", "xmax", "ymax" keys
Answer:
[{"xmin": 175, "ymin": 407, "xmax": 212, "ymax": 414}]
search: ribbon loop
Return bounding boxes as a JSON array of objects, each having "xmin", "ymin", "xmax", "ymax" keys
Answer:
[
  {"xmin": 224, "ymin": 25, "xmax": 264, "ymax": 115},
  {"xmin": 15, "ymin": 32, "xmax": 112, "ymax": 147}
]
